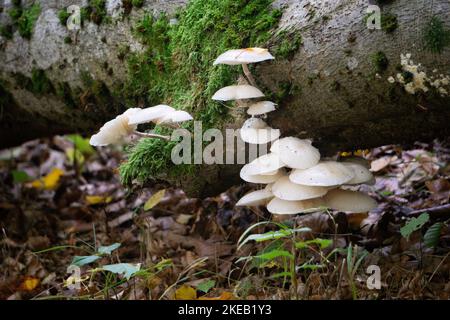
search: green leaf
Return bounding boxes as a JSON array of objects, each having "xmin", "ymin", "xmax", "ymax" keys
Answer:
[
  {"xmin": 11, "ymin": 170, "xmax": 30, "ymax": 183},
  {"xmin": 144, "ymin": 189, "xmax": 166, "ymax": 211},
  {"xmin": 424, "ymin": 222, "xmax": 443, "ymax": 248},
  {"xmin": 256, "ymin": 249, "xmax": 294, "ymax": 261},
  {"xmin": 270, "ymin": 271, "xmax": 291, "ymax": 279},
  {"xmin": 400, "ymin": 213, "xmax": 430, "ymax": 240},
  {"xmin": 196, "ymin": 279, "xmax": 216, "ymax": 293},
  {"xmin": 67, "ymin": 134, "xmax": 95, "ymax": 155},
  {"xmin": 295, "ymin": 238, "xmax": 333, "ymax": 250},
  {"xmin": 102, "ymin": 263, "xmax": 141, "ymax": 280},
  {"xmin": 97, "ymin": 243, "xmax": 121, "ymax": 255},
  {"xmin": 66, "ymin": 148, "xmax": 85, "ymax": 168},
  {"xmin": 71, "ymin": 255, "xmax": 100, "ymax": 267},
  {"xmin": 238, "ymin": 227, "xmax": 311, "ymax": 250}
]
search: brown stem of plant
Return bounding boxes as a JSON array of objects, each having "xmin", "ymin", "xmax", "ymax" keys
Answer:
[
  {"xmin": 133, "ymin": 131, "xmax": 170, "ymax": 141},
  {"xmin": 242, "ymin": 64, "xmax": 258, "ymax": 87}
]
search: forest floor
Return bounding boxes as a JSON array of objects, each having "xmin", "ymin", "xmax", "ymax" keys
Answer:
[{"xmin": 0, "ymin": 136, "xmax": 449, "ymax": 300}]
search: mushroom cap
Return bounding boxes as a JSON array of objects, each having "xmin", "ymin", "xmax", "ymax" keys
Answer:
[
  {"xmin": 272, "ymin": 176, "xmax": 329, "ymax": 201},
  {"xmin": 90, "ymin": 108, "xmax": 141, "ymax": 146},
  {"xmin": 342, "ymin": 162, "xmax": 375, "ymax": 185},
  {"xmin": 213, "ymin": 48, "xmax": 274, "ymax": 65},
  {"xmin": 289, "ymin": 161, "xmax": 355, "ymax": 186},
  {"xmin": 342, "ymin": 156, "xmax": 370, "ymax": 169},
  {"xmin": 240, "ymin": 118, "xmax": 280, "ymax": 144},
  {"xmin": 247, "ymin": 101, "xmax": 277, "ymax": 116},
  {"xmin": 324, "ymin": 189, "xmax": 377, "ymax": 213},
  {"xmin": 128, "ymin": 105, "xmax": 174, "ymax": 125},
  {"xmin": 212, "ymin": 85, "xmax": 265, "ymax": 101},
  {"xmin": 240, "ymin": 165, "xmax": 285, "ymax": 184},
  {"xmin": 235, "ymin": 188, "xmax": 274, "ymax": 206},
  {"xmin": 270, "ymin": 137, "xmax": 320, "ymax": 169},
  {"xmin": 245, "ymin": 153, "xmax": 285, "ymax": 175},
  {"xmin": 157, "ymin": 110, "xmax": 193, "ymax": 125},
  {"xmin": 267, "ymin": 197, "xmax": 326, "ymax": 215}
]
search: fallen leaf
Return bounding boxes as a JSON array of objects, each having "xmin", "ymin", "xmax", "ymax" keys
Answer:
[
  {"xmin": 144, "ymin": 189, "xmax": 166, "ymax": 211},
  {"xmin": 85, "ymin": 195, "xmax": 113, "ymax": 205},
  {"xmin": 20, "ymin": 276, "xmax": 40, "ymax": 291},
  {"xmin": 175, "ymin": 285, "xmax": 197, "ymax": 300},
  {"xmin": 30, "ymin": 168, "xmax": 64, "ymax": 190}
]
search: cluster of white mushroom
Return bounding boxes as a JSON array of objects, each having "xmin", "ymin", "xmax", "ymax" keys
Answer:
[
  {"xmin": 89, "ymin": 104, "xmax": 193, "ymax": 146},
  {"xmin": 212, "ymin": 48, "xmax": 377, "ymax": 216}
]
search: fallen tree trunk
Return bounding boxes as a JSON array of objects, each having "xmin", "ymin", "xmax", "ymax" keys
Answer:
[{"xmin": 1, "ymin": 0, "xmax": 450, "ymax": 196}]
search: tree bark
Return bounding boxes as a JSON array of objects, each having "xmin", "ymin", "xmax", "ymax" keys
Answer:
[{"xmin": 1, "ymin": 0, "xmax": 450, "ymax": 196}]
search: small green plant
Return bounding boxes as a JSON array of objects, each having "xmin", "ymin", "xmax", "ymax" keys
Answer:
[
  {"xmin": 381, "ymin": 13, "xmax": 398, "ymax": 33},
  {"xmin": 9, "ymin": 3, "xmax": 41, "ymax": 39},
  {"xmin": 238, "ymin": 221, "xmax": 333, "ymax": 299},
  {"xmin": 423, "ymin": 16, "xmax": 450, "ymax": 54},
  {"xmin": 132, "ymin": 0, "xmax": 145, "ymax": 8},
  {"xmin": 345, "ymin": 244, "xmax": 368, "ymax": 300},
  {"xmin": 88, "ymin": 0, "xmax": 107, "ymax": 25},
  {"xmin": 58, "ymin": 9, "xmax": 71, "ymax": 26},
  {"xmin": 372, "ymin": 51, "xmax": 389, "ymax": 73}
]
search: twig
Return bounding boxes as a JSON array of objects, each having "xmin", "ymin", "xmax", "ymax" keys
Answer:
[{"xmin": 407, "ymin": 204, "xmax": 450, "ymax": 217}]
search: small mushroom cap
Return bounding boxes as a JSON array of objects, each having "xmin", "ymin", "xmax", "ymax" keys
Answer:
[
  {"xmin": 267, "ymin": 197, "xmax": 326, "ymax": 215},
  {"xmin": 342, "ymin": 162, "xmax": 375, "ymax": 185},
  {"xmin": 342, "ymin": 156, "xmax": 370, "ymax": 169},
  {"xmin": 270, "ymin": 137, "xmax": 320, "ymax": 169},
  {"xmin": 272, "ymin": 176, "xmax": 328, "ymax": 201},
  {"xmin": 240, "ymin": 165, "xmax": 285, "ymax": 184},
  {"xmin": 212, "ymin": 85, "xmax": 264, "ymax": 101},
  {"xmin": 324, "ymin": 189, "xmax": 377, "ymax": 213},
  {"xmin": 240, "ymin": 118, "xmax": 280, "ymax": 144},
  {"xmin": 247, "ymin": 101, "xmax": 277, "ymax": 116},
  {"xmin": 235, "ymin": 188, "xmax": 274, "ymax": 206},
  {"xmin": 289, "ymin": 161, "xmax": 355, "ymax": 186},
  {"xmin": 90, "ymin": 108, "xmax": 141, "ymax": 146},
  {"xmin": 213, "ymin": 48, "xmax": 274, "ymax": 65},
  {"xmin": 245, "ymin": 152, "xmax": 285, "ymax": 175},
  {"xmin": 157, "ymin": 110, "xmax": 193, "ymax": 125},
  {"xmin": 128, "ymin": 105, "xmax": 175, "ymax": 125}
]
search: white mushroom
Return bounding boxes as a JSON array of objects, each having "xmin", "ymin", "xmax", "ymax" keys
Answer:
[
  {"xmin": 245, "ymin": 153, "xmax": 285, "ymax": 175},
  {"xmin": 289, "ymin": 161, "xmax": 354, "ymax": 186},
  {"xmin": 323, "ymin": 189, "xmax": 377, "ymax": 213},
  {"xmin": 267, "ymin": 197, "xmax": 326, "ymax": 215},
  {"xmin": 213, "ymin": 48, "xmax": 274, "ymax": 65},
  {"xmin": 90, "ymin": 108, "xmax": 142, "ymax": 146},
  {"xmin": 247, "ymin": 101, "xmax": 277, "ymax": 116},
  {"xmin": 240, "ymin": 118, "xmax": 280, "ymax": 144},
  {"xmin": 213, "ymin": 48, "xmax": 274, "ymax": 87},
  {"xmin": 240, "ymin": 165, "xmax": 285, "ymax": 184},
  {"xmin": 272, "ymin": 176, "xmax": 328, "ymax": 201},
  {"xmin": 270, "ymin": 137, "xmax": 320, "ymax": 169},
  {"xmin": 157, "ymin": 110, "xmax": 193, "ymax": 125},
  {"xmin": 235, "ymin": 187, "xmax": 274, "ymax": 206},
  {"xmin": 342, "ymin": 162, "xmax": 375, "ymax": 185},
  {"xmin": 128, "ymin": 105, "xmax": 175, "ymax": 125},
  {"xmin": 212, "ymin": 85, "xmax": 264, "ymax": 101}
]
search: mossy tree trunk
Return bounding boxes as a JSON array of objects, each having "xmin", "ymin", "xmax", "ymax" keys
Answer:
[{"xmin": 1, "ymin": 0, "xmax": 449, "ymax": 196}]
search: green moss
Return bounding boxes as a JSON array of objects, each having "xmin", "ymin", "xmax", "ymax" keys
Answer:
[
  {"xmin": 58, "ymin": 9, "xmax": 71, "ymax": 26},
  {"xmin": 8, "ymin": 3, "xmax": 41, "ymax": 39},
  {"xmin": 381, "ymin": 13, "xmax": 398, "ymax": 33},
  {"xmin": 56, "ymin": 82, "xmax": 76, "ymax": 108},
  {"xmin": 30, "ymin": 68, "xmax": 54, "ymax": 95},
  {"xmin": 64, "ymin": 36, "xmax": 72, "ymax": 44},
  {"xmin": 0, "ymin": 24, "xmax": 13, "ymax": 40},
  {"xmin": 273, "ymin": 30, "xmax": 302, "ymax": 59},
  {"xmin": 132, "ymin": 0, "xmax": 145, "ymax": 8},
  {"xmin": 119, "ymin": 0, "xmax": 283, "ymax": 185},
  {"xmin": 88, "ymin": 0, "xmax": 107, "ymax": 25},
  {"xmin": 423, "ymin": 16, "xmax": 450, "ymax": 54},
  {"xmin": 371, "ymin": 51, "xmax": 389, "ymax": 73}
]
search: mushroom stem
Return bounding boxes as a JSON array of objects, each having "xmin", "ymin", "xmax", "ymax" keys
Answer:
[
  {"xmin": 133, "ymin": 131, "xmax": 171, "ymax": 141},
  {"xmin": 242, "ymin": 64, "xmax": 258, "ymax": 87}
]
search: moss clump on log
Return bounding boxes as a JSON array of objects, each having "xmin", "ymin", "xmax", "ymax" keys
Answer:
[{"xmin": 119, "ymin": 0, "xmax": 283, "ymax": 186}]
